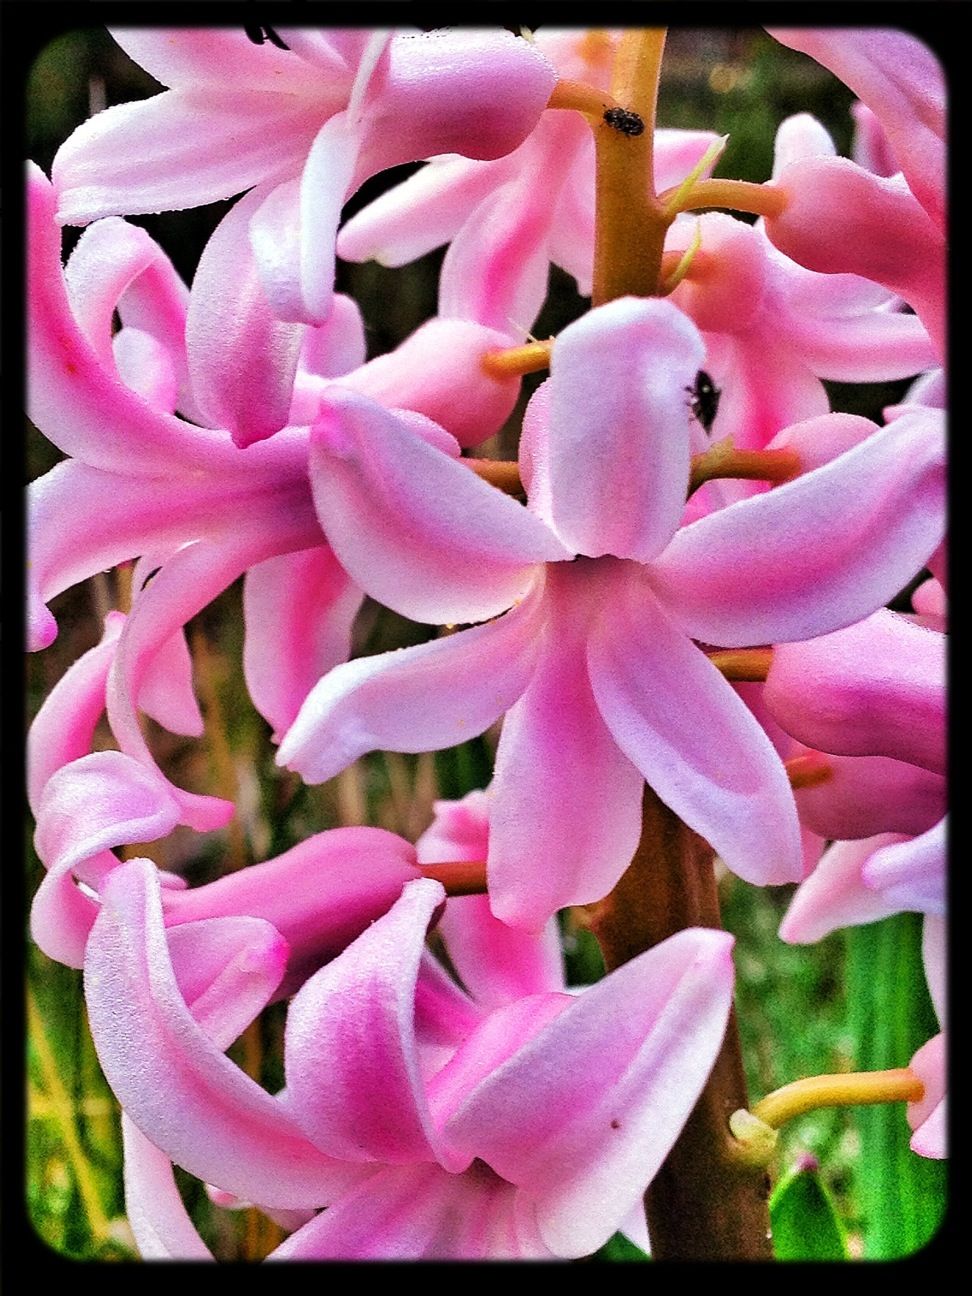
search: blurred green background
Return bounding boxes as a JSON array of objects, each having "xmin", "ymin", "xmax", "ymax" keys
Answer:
[{"xmin": 25, "ymin": 25, "xmax": 945, "ymax": 1261}]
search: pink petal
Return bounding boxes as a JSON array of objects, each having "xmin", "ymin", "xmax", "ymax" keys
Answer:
[
  {"xmin": 52, "ymin": 89, "xmax": 321, "ymax": 225},
  {"xmin": 341, "ymin": 318, "xmax": 522, "ymax": 449},
  {"xmin": 283, "ymin": 878, "xmax": 445, "ymax": 1164},
  {"xmin": 185, "ymin": 185, "xmax": 307, "ymax": 447},
  {"xmin": 763, "ymin": 609, "xmax": 946, "ymax": 773},
  {"xmin": 242, "ymin": 545, "xmax": 363, "ymax": 741},
  {"xmin": 651, "ymin": 408, "xmax": 946, "ymax": 646},
  {"xmin": 541, "ymin": 297, "xmax": 704, "ymax": 561},
  {"xmin": 64, "ymin": 217, "xmax": 164, "ymax": 367},
  {"xmin": 778, "ymin": 835, "xmax": 908, "ymax": 944},
  {"xmin": 441, "ymin": 927, "xmax": 735, "ymax": 1257},
  {"xmin": 417, "ymin": 793, "xmax": 566, "ymax": 1005},
  {"xmin": 907, "ymin": 1032, "xmax": 946, "ymax": 1158},
  {"xmin": 488, "ymin": 569, "xmax": 645, "ymax": 927},
  {"xmin": 336, "ymin": 154, "xmax": 505, "ymax": 267},
  {"xmin": 767, "ymin": 28, "xmax": 945, "ymax": 230},
  {"xmin": 122, "ymin": 1116, "xmax": 213, "ymax": 1260},
  {"xmin": 296, "ymin": 292, "xmax": 366, "ymax": 379},
  {"xmin": 792, "ymin": 751, "xmax": 946, "ymax": 842},
  {"xmin": 85, "ymin": 859, "xmax": 359, "ymax": 1209},
  {"xmin": 110, "ymin": 27, "xmax": 335, "ymax": 94},
  {"xmin": 765, "ymin": 159, "xmax": 945, "ymax": 359},
  {"xmin": 276, "ymin": 581, "xmax": 544, "ymax": 791},
  {"xmin": 113, "ymin": 327, "xmax": 179, "ymax": 411},
  {"xmin": 308, "ymin": 387, "xmax": 566, "ymax": 624},
  {"xmin": 587, "ymin": 569, "xmax": 803, "ymax": 886},
  {"xmin": 862, "ymin": 818, "xmax": 946, "ymax": 915},
  {"xmin": 163, "ymin": 827, "xmax": 424, "ymax": 998},
  {"xmin": 27, "ymin": 612, "xmax": 123, "ymax": 813}
]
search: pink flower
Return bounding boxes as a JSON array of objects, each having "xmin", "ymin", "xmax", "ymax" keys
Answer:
[
  {"xmin": 85, "ymin": 859, "xmax": 736, "ymax": 1258},
  {"xmin": 278, "ymin": 296, "xmax": 945, "ymax": 926},
  {"xmin": 52, "ymin": 28, "xmax": 558, "ymax": 324}
]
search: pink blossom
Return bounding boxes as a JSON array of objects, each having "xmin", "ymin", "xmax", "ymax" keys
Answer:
[
  {"xmin": 85, "ymin": 860, "xmax": 736, "ymax": 1258},
  {"xmin": 278, "ymin": 296, "xmax": 945, "ymax": 925},
  {"xmin": 52, "ymin": 28, "xmax": 558, "ymax": 324}
]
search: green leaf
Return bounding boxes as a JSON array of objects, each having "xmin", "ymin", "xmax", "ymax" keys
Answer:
[
  {"xmin": 770, "ymin": 1163, "xmax": 848, "ymax": 1260},
  {"xmin": 846, "ymin": 914, "xmax": 946, "ymax": 1258},
  {"xmin": 594, "ymin": 1231, "xmax": 651, "ymax": 1261}
]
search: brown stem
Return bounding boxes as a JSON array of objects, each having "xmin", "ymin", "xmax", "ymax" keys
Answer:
[
  {"xmin": 587, "ymin": 786, "xmax": 772, "ymax": 1260},
  {"xmin": 419, "ymin": 859, "xmax": 489, "ymax": 896}
]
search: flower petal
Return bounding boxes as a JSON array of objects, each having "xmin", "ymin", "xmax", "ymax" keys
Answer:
[
  {"xmin": 277, "ymin": 582, "xmax": 545, "ymax": 785},
  {"xmin": 651, "ymin": 408, "xmax": 946, "ymax": 646},
  {"xmin": 862, "ymin": 818, "xmax": 946, "ymax": 915},
  {"xmin": 542, "ymin": 298, "xmax": 704, "ymax": 560},
  {"xmin": 308, "ymin": 387, "xmax": 566, "ymax": 624},
  {"xmin": 588, "ymin": 572, "xmax": 803, "ymax": 886},
  {"xmin": 242, "ymin": 545, "xmax": 363, "ymax": 741},
  {"xmin": 85, "ymin": 859, "xmax": 359, "ymax": 1209},
  {"xmin": 778, "ymin": 835, "xmax": 908, "ymax": 943},
  {"xmin": 284, "ymin": 878, "xmax": 445, "ymax": 1164},
  {"xmin": 122, "ymin": 1116, "xmax": 213, "ymax": 1260},
  {"xmin": 441, "ymin": 927, "xmax": 735, "ymax": 1257}
]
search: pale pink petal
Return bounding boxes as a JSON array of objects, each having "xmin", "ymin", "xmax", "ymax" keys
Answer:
[
  {"xmin": 778, "ymin": 835, "xmax": 908, "ymax": 944},
  {"xmin": 922, "ymin": 913, "xmax": 947, "ymax": 1025},
  {"xmin": 52, "ymin": 90, "xmax": 321, "ymax": 225},
  {"xmin": 163, "ymin": 827, "xmax": 423, "ymax": 998},
  {"xmin": 763, "ymin": 610, "xmax": 946, "ymax": 773},
  {"xmin": 766, "ymin": 160, "xmax": 945, "ymax": 358},
  {"xmin": 907, "ymin": 1032, "xmax": 946, "ymax": 1158},
  {"xmin": 308, "ymin": 387, "xmax": 566, "ymax": 624},
  {"xmin": 336, "ymin": 155, "xmax": 505, "ymax": 267},
  {"xmin": 655, "ymin": 127, "xmax": 723, "ymax": 190},
  {"xmin": 242, "ymin": 545, "xmax": 363, "ymax": 740},
  {"xmin": 110, "ymin": 27, "xmax": 336, "ymax": 93},
  {"xmin": 441, "ymin": 927, "xmax": 735, "ymax": 1257},
  {"xmin": 588, "ymin": 571, "xmax": 803, "ymax": 886},
  {"xmin": 651, "ymin": 408, "xmax": 946, "ymax": 646},
  {"xmin": 793, "ymin": 752, "xmax": 945, "ymax": 843},
  {"xmin": 276, "ymin": 582, "xmax": 545, "ymax": 785},
  {"xmin": 64, "ymin": 217, "xmax": 164, "ymax": 366},
  {"xmin": 296, "ymin": 292, "xmax": 366, "ymax": 379},
  {"xmin": 122, "ymin": 1116, "xmax": 213, "ymax": 1260},
  {"xmin": 781, "ymin": 304, "xmax": 938, "ymax": 384},
  {"xmin": 541, "ymin": 297, "xmax": 704, "ymax": 560},
  {"xmin": 417, "ymin": 793, "xmax": 566, "ymax": 1005},
  {"xmin": 862, "ymin": 818, "xmax": 946, "ymax": 915},
  {"xmin": 852, "ymin": 101, "xmax": 898, "ymax": 178},
  {"xmin": 135, "ymin": 621, "xmax": 203, "ymax": 738},
  {"xmin": 488, "ymin": 571, "xmax": 645, "ymax": 927},
  {"xmin": 85, "ymin": 859, "xmax": 360, "ymax": 1209},
  {"xmin": 284, "ymin": 878, "xmax": 445, "ymax": 1164},
  {"xmin": 27, "ymin": 164, "xmax": 245, "ymax": 475},
  {"xmin": 340, "ymin": 318, "xmax": 522, "ymax": 449},
  {"xmin": 186, "ymin": 185, "xmax": 307, "ymax": 446},
  {"xmin": 767, "ymin": 29, "xmax": 945, "ymax": 230},
  {"xmin": 113, "ymin": 327, "xmax": 179, "ymax": 411},
  {"xmin": 114, "ymin": 237, "xmax": 193, "ymax": 414},
  {"xmin": 771, "ymin": 111, "xmax": 837, "ymax": 174},
  {"xmin": 27, "ymin": 612, "xmax": 123, "ymax": 812}
]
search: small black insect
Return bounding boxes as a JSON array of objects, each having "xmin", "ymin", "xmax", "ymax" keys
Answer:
[
  {"xmin": 687, "ymin": 370, "xmax": 721, "ymax": 432},
  {"xmin": 244, "ymin": 25, "xmax": 290, "ymax": 50},
  {"xmin": 602, "ymin": 106, "xmax": 645, "ymax": 137}
]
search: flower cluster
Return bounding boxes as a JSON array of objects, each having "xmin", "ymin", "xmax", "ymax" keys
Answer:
[{"xmin": 26, "ymin": 24, "xmax": 946, "ymax": 1261}]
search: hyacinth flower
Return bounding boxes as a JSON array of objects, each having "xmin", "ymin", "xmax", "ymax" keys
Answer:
[
  {"xmin": 85, "ymin": 860, "xmax": 735, "ymax": 1258},
  {"xmin": 277, "ymin": 295, "xmax": 946, "ymax": 928},
  {"xmin": 338, "ymin": 28, "xmax": 721, "ymax": 335},
  {"xmin": 51, "ymin": 27, "xmax": 558, "ymax": 325},
  {"xmin": 663, "ymin": 112, "xmax": 937, "ymax": 467}
]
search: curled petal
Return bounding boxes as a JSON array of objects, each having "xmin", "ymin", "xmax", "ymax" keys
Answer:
[
  {"xmin": 186, "ymin": 186, "xmax": 307, "ymax": 446},
  {"xmin": 793, "ymin": 751, "xmax": 946, "ymax": 842},
  {"xmin": 763, "ymin": 609, "xmax": 946, "ymax": 773},
  {"xmin": 341, "ymin": 318, "xmax": 521, "ymax": 449},
  {"xmin": 778, "ymin": 835, "xmax": 908, "ymax": 944},
  {"xmin": 651, "ymin": 409, "xmax": 946, "ymax": 646},
  {"xmin": 441, "ymin": 927, "xmax": 735, "ymax": 1257},
  {"xmin": 122, "ymin": 1117, "xmax": 213, "ymax": 1260},
  {"xmin": 308, "ymin": 387, "xmax": 566, "ymax": 624},
  {"xmin": 277, "ymin": 581, "xmax": 546, "ymax": 784},
  {"xmin": 588, "ymin": 572, "xmax": 803, "ymax": 886},
  {"xmin": 242, "ymin": 545, "xmax": 363, "ymax": 741},
  {"xmin": 85, "ymin": 859, "xmax": 359, "ymax": 1209},
  {"xmin": 862, "ymin": 818, "xmax": 946, "ymax": 915},
  {"xmin": 164, "ymin": 827, "xmax": 423, "ymax": 998},
  {"xmin": 284, "ymin": 878, "xmax": 445, "ymax": 1164},
  {"xmin": 542, "ymin": 297, "xmax": 704, "ymax": 561},
  {"xmin": 64, "ymin": 217, "xmax": 165, "ymax": 367}
]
